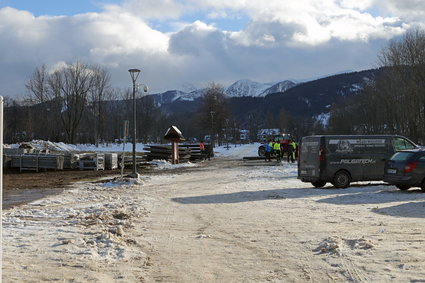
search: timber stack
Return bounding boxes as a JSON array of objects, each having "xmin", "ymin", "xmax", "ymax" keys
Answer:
[
  {"xmin": 143, "ymin": 144, "xmax": 211, "ymax": 162},
  {"xmin": 143, "ymin": 145, "xmax": 190, "ymax": 162}
]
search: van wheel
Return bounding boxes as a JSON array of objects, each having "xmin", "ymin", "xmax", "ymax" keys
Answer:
[
  {"xmin": 312, "ymin": 181, "xmax": 326, "ymax": 188},
  {"xmin": 396, "ymin": 185, "xmax": 410, "ymax": 191},
  {"xmin": 332, "ymin": 171, "xmax": 350, "ymax": 188}
]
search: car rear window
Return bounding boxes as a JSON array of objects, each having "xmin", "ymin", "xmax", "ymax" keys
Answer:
[{"xmin": 390, "ymin": 152, "xmax": 415, "ymax": 161}]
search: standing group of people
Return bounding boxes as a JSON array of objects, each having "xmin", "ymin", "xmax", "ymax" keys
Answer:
[{"xmin": 265, "ymin": 139, "xmax": 297, "ymax": 163}]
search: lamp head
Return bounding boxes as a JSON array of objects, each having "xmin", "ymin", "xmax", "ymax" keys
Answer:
[
  {"xmin": 128, "ymin": 68, "xmax": 141, "ymax": 82},
  {"xmin": 128, "ymin": 68, "xmax": 141, "ymax": 74}
]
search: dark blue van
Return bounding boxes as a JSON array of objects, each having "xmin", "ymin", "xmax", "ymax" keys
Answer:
[{"xmin": 298, "ymin": 135, "xmax": 418, "ymax": 188}]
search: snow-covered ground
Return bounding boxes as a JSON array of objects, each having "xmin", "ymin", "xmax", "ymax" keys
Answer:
[
  {"xmin": 3, "ymin": 143, "xmax": 425, "ymax": 282},
  {"xmin": 214, "ymin": 143, "xmax": 260, "ymax": 157}
]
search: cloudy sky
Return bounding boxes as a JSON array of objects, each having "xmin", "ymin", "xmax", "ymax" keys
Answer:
[{"xmin": 0, "ymin": 0, "xmax": 424, "ymax": 98}]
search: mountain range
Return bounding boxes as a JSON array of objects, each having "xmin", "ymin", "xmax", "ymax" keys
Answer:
[
  {"xmin": 149, "ymin": 79, "xmax": 297, "ymax": 105},
  {"xmin": 146, "ymin": 68, "xmax": 385, "ymax": 126}
]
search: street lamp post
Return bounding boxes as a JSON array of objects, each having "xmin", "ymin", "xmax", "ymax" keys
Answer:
[
  {"xmin": 225, "ymin": 119, "xmax": 230, "ymax": 150},
  {"xmin": 210, "ymin": 111, "xmax": 215, "ymax": 148},
  {"xmin": 128, "ymin": 68, "xmax": 141, "ymax": 178}
]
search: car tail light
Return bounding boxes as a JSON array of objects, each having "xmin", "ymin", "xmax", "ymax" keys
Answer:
[
  {"xmin": 319, "ymin": 148, "xmax": 325, "ymax": 161},
  {"xmin": 404, "ymin": 162, "xmax": 418, "ymax": 173}
]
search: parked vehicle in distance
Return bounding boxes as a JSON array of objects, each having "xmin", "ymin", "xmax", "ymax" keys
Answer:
[
  {"xmin": 298, "ymin": 135, "xmax": 418, "ymax": 188},
  {"xmin": 383, "ymin": 148, "xmax": 425, "ymax": 191},
  {"xmin": 258, "ymin": 134, "xmax": 293, "ymax": 157}
]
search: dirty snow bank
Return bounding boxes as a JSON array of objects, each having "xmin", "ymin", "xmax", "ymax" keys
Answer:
[{"xmin": 2, "ymin": 179, "xmax": 152, "ymax": 281}]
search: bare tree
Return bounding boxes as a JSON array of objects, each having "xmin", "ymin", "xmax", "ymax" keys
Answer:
[
  {"xmin": 26, "ymin": 64, "xmax": 49, "ymax": 102},
  {"xmin": 197, "ymin": 83, "xmax": 230, "ymax": 144},
  {"xmin": 138, "ymin": 95, "xmax": 160, "ymax": 143},
  {"xmin": 88, "ymin": 65, "xmax": 113, "ymax": 146},
  {"xmin": 25, "ymin": 64, "xmax": 53, "ymax": 140},
  {"xmin": 48, "ymin": 62, "xmax": 94, "ymax": 143},
  {"xmin": 328, "ymin": 29, "xmax": 425, "ymax": 144},
  {"xmin": 23, "ymin": 62, "xmax": 169, "ymax": 144},
  {"xmin": 376, "ymin": 29, "xmax": 425, "ymax": 143}
]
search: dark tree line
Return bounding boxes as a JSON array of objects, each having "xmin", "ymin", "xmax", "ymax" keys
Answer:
[
  {"xmin": 5, "ymin": 62, "xmax": 332, "ymax": 145},
  {"xmin": 328, "ymin": 29, "xmax": 425, "ymax": 144},
  {"xmin": 5, "ymin": 62, "xmax": 172, "ymax": 144},
  {"xmin": 5, "ymin": 68, "xmax": 236, "ymax": 145}
]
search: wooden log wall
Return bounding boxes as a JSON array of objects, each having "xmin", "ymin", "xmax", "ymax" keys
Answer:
[{"xmin": 143, "ymin": 144, "xmax": 212, "ymax": 162}]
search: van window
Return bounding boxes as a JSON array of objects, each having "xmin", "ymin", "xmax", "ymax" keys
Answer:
[
  {"xmin": 327, "ymin": 138, "xmax": 386, "ymax": 154},
  {"xmin": 300, "ymin": 139, "xmax": 320, "ymax": 161},
  {"xmin": 390, "ymin": 151, "xmax": 415, "ymax": 161},
  {"xmin": 393, "ymin": 138, "xmax": 416, "ymax": 151}
]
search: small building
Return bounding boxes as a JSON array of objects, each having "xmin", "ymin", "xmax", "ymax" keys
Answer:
[{"xmin": 257, "ymin": 128, "xmax": 280, "ymax": 141}]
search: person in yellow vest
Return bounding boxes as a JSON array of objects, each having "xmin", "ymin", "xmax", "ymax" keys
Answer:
[{"xmin": 273, "ymin": 141, "xmax": 281, "ymax": 162}]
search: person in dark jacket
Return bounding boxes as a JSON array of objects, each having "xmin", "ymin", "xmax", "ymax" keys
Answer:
[
  {"xmin": 287, "ymin": 140, "xmax": 296, "ymax": 163},
  {"xmin": 265, "ymin": 140, "xmax": 272, "ymax": 162}
]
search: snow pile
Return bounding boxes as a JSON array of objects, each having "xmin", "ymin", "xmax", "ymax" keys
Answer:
[
  {"xmin": 315, "ymin": 236, "xmax": 374, "ymax": 256},
  {"xmin": 10, "ymin": 140, "xmax": 80, "ymax": 152},
  {"xmin": 3, "ymin": 182, "xmax": 149, "ymax": 263},
  {"xmin": 7, "ymin": 140, "xmax": 148, "ymax": 153},
  {"xmin": 150, "ymin": 160, "xmax": 197, "ymax": 169},
  {"xmin": 100, "ymin": 177, "xmax": 143, "ymax": 187},
  {"xmin": 315, "ymin": 236, "xmax": 343, "ymax": 255}
]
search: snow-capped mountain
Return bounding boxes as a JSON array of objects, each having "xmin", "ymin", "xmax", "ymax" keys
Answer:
[
  {"xmin": 224, "ymin": 79, "xmax": 276, "ymax": 98},
  {"xmin": 260, "ymin": 80, "xmax": 297, "ymax": 96},
  {"xmin": 150, "ymin": 79, "xmax": 297, "ymax": 105},
  {"xmin": 151, "ymin": 88, "xmax": 205, "ymax": 105},
  {"xmin": 180, "ymin": 83, "xmax": 198, "ymax": 93},
  {"xmin": 224, "ymin": 79, "xmax": 297, "ymax": 97}
]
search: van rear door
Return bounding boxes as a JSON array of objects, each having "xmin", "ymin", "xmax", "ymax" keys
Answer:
[{"xmin": 298, "ymin": 136, "xmax": 322, "ymax": 181}]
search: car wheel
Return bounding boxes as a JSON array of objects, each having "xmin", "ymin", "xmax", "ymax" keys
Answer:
[
  {"xmin": 396, "ymin": 185, "xmax": 410, "ymax": 191},
  {"xmin": 332, "ymin": 171, "xmax": 350, "ymax": 188},
  {"xmin": 258, "ymin": 146, "xmax": 265, "ymax": 157},
  {"xmin": 421, "ymin": 179, "xmax": 425, "ymax": 192},
  {"xmin": 312, "ymin": 181, "xmax": 327, "ymax": 188}
]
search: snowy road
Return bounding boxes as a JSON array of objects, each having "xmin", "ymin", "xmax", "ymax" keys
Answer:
[{"xmin": 3, "ymin": 144, "xmax": 425, "ymax": 282}]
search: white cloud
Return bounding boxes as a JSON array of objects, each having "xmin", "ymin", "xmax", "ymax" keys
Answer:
[
  {"xmin": 207, "ymin": 11, "xmax": 228, "ymax": 20},
  {"xmin": 378, "ymin": 0, "xmax": 425, "ymax": 16},
  {"xmin": 0, "ymin": 0, "xmax": 423, "ymax": 98},
  {"xmin": 340, "ymin": 0, "xmax": 374, "ymax": 10},
  {"xmin": 103, "ymin": 0, "xmax": 184, "ymax": 20}
]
